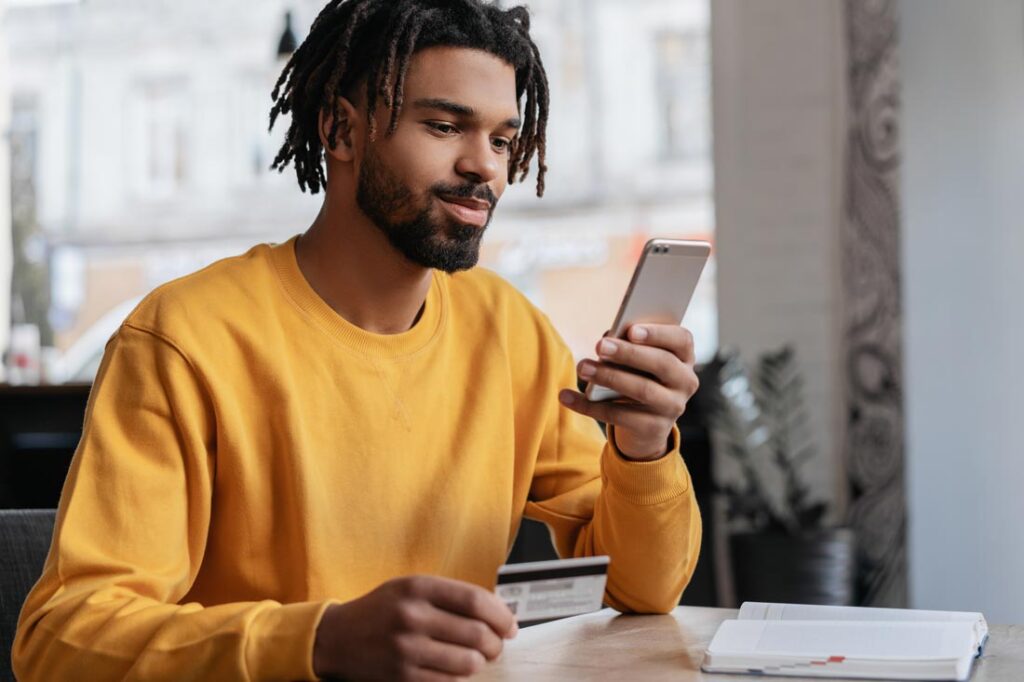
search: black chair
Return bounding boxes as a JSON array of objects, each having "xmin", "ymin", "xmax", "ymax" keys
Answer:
[
  {"xmin": 0, "ymin": 509, "xmax": 56, "ymax": 682},
  {"xmin": 0, "ymin": 385, "xmax": 89, "ymax": 509}
]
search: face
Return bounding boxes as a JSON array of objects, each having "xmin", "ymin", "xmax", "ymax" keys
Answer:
[{"xmin": 353, "ymin": 47, "xmax": 520, "ymax": 273}]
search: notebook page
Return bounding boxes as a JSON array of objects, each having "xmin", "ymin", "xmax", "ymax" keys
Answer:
[
  {"xmin": 737, "ymin": 602, "xmax": 989, "ymax": 655},
  {"xmin": 738, "ymin": 602, "xmax": 984, "ymax": 625},
  {"xmin": 709, "ymin": 620, "xmax": 977, "ymax": 661}
]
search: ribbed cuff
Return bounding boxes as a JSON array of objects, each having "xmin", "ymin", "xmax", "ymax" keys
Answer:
[
  {"xmin": 245, "ymin": 600, "xmax": 337, "ymax": 682},
  {"xmin": 602, "ymin": 424, "xmax": 690, "ymax": 505}
]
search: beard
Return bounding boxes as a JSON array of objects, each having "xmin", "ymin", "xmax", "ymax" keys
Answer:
[{"xmin": 356, "ymin": 147, "xmax": 497, "ymax": 273}]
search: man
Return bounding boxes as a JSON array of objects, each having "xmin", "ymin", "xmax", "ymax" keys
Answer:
[{"xmin": 14, "ymin": 1, "xmax": 702, "ymax": 680}]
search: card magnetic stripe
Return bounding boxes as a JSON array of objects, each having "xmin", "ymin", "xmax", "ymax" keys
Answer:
[{"xmin": 496, "ymin": 563, "xmax": 608, "ymax": 585}]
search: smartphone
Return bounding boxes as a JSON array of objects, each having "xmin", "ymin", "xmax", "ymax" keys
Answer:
[{"xmin": 584, "ymin": 238, "xmax": 711, "ymax": 402}]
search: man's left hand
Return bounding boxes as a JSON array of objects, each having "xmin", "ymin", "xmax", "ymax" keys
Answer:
[{"xmin": 558, "ymin": 324, "xmax": 699, "ymax": 461}]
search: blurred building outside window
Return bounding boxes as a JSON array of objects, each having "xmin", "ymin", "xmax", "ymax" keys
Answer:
[
  {"xmin": 126, "ymin": 79, "xmax": 191, "ymax": 199},
  {"xmin": 2, "ymin": 0, "xmax": 714, "ymax": 385}
]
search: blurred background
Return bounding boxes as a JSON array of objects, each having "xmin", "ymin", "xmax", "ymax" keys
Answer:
[{"xmin": 1, "ymin": 0, "xmax": 1023, "ymax": 624}]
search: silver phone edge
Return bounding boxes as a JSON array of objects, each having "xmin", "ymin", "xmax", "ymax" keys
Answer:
[{"xmin": 582, "ymin": 238, "xmax": 711, "ymax": 403}]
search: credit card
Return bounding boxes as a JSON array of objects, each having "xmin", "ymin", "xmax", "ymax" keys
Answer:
[{"xmin": 495, "ymin": 555, "xmax": 610, "ymax": 625}]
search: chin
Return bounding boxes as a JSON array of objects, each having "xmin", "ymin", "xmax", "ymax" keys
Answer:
[{"xmin": 430, "ymin": 237, "xmax": 483, "ymax": 273}]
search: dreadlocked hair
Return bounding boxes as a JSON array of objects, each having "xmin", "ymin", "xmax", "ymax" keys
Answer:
[{"xmin": 268, "ymin": 0, "xmax": 550, "ymax": 196}]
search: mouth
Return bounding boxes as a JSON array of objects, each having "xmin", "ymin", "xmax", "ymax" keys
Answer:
[{"xmin": 436, "ymin": 194, "xmax": 492, "ymax": 227}]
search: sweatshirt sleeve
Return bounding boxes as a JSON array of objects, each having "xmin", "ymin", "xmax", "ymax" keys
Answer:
[
  {"xmin": 12, "ymin": 324, "xmax": 331, "ymax": 682},
  {"xmin": 522, "ymin": 342, "xmax": 702, "ymax": 615}
]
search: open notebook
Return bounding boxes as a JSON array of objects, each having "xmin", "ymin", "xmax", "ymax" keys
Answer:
[{"xmin": 702, "ymin": 602, "xmax": 988, "ymax": 681}]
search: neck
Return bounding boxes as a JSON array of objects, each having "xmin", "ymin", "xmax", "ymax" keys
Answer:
[{"xmin": 296, "ymin": 181, "xmax": 433, "ymax": 335}]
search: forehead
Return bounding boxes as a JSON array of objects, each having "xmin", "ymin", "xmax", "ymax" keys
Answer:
[{"xmin": 401, "ymin": 46, "xmax": 519, "ymax": 119}]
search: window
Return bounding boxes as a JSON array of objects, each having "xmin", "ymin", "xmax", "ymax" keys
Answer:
[
  {"xmin": 126, "ymin": 79, "xmax": 190, "ymax": 199},
  {"xmin": 655, "ymin": 30, "xmax": 711, "ymax": 161},
  {"xmin": 4, "ymin": 0, "xmax": 714, "ymax": 382}
]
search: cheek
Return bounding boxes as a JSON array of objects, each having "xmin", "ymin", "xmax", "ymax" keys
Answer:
[
  {"xmin": 493, "ymin": 175, "xmax": 509, "ymax": 200},
  {"xmin": 383, "ymin": 129, "xmax": 451, "ymax": 180}
]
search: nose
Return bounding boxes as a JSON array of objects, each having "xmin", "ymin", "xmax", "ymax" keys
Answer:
[{"xmin": 454, "ymin": 134, "xmax": 500, "ymax": 185}]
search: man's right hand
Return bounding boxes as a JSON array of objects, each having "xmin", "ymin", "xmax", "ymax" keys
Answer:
[{"xmin": 312, "ymin": 575, "xmax": 518, "ymax": 681}]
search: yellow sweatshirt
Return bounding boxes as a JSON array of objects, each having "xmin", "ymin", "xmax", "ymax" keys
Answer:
[{"xmin": 13, "ymin": 237, "xmax": 701, "ymax": 681}]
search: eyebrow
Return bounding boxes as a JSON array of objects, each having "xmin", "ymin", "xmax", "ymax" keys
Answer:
[{"xmin": 412, "ymin": 98, "xmax": 521, "ymax": 130}]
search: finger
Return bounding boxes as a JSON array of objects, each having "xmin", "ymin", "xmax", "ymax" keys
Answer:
[
  {"xmin": 420, "ymin": 605, "xmax": 505, "ymax": 661},
  {"xmin": 594, "ymin": 337, "xmax": 688, "ymax": 389},
  {"xmin": 578, "ymin": 360, "xmax": 680, "ymax": 414},
  {"xmin": 411, "ymin": 575, "xmax": 517, "ymax": 638},
  {"xmin": 626, "ymin": 324, "xmax": 696, "ymax": 365},
  {"xmin": 399, "ymin": 634, "xmax": 487, "ymax": 678},
  {"xmin": 560, "ymin": 390, "xmax": 672, "ymax": 432}
]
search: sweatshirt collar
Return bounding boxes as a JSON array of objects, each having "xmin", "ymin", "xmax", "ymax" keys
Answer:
[{"xmin": 270, "ymin": 235, "xmax": 447, "ymax": 359}]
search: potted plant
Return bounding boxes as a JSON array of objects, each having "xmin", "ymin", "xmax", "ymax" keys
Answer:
[{"xmin": 701, "ymin": 345, "xmax": 856, "ymax": 606}]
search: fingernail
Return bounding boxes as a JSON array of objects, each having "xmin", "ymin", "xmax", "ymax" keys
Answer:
[
  {"xmin": 559, "ymin": 390, "xmax": 576, "ymax": 405},
  {"xmin": 578, "ymin": 362, "xmax": 596, "ymax": 379},
  {"xmin": 631, "ymin": 326, "xmax": 648, "ymax": 341},
  {"xmin": 510, "ymin": 622, "xmax": 519, "ymax": 638},
  {"xmin": 598, "ymin": 339, "xmax": 617, "ymax": 357}
]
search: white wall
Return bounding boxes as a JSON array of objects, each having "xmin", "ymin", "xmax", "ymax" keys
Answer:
[
  {"xmin": 0, "ymin": 0, "xmax": 11, "ymax": 366},
  {"xmin": 711, "ymin": 0, "xmax": 848, "ymax": 514},
  {"xmin": 901, "ymin": 0, "xmax": 1024, "ymax": 622}
]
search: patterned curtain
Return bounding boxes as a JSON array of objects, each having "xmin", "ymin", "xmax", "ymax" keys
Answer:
[{"xmin": 842, "ymin": 0, "xmax": 907, "ymax": 607}]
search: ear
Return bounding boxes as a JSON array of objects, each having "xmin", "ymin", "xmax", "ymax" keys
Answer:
[{"xmin": 318, "ymin": 97, "xmax": 361, "ymax": 163}]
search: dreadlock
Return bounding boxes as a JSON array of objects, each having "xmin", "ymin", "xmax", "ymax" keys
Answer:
[{"xmin": 268, "ymin": 0, "xmax": 550, "ymax": 197}]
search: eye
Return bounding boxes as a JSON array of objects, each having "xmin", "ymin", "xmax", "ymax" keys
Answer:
[
  {"xmin": 491, "ymin": 137, "xmax": 512, "ymax": 153},
  {"xmin": 425, "ymin": 121, "xmax": 458, "ymax": 136}
]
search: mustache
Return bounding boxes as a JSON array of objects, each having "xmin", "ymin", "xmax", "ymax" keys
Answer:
[{"xmin": 432, "ymin": 182, "xmax": 498, "ymax": 209}]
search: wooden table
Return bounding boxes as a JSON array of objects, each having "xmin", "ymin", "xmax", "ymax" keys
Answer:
[{"xmin": 479, "ymin": 606, "xmax": 1024, "ymax": 681}]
